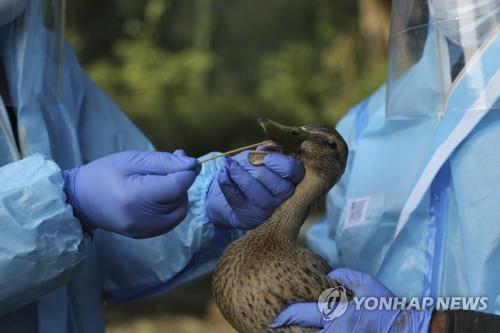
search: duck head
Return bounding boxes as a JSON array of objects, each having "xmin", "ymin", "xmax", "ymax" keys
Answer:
[{"xmin": 254, "ymin": 118, "xmax": 349, "ymax": 189}]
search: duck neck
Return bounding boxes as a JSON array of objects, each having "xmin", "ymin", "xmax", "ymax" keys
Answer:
[{"xmin": 263, "ymin": 167, "xmax": 325, "ymax": 242}]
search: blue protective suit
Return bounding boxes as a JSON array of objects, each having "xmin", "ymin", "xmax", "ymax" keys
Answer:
[
  {"xmin": 308, "ymin": 30, "xmax": 500, "ymax": 314},
  {"xmin": 0, "ymin": 5, "xmax": 235, "ymax": 333}
]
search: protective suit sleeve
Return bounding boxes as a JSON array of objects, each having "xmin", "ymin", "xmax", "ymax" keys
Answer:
[
  {"xmin": 95, "ymin": 154, "xmax": 241, "ymax": 303},
  {"xmin": 0, "ymin": 154, "xmax": 85, "ymax": 315}
]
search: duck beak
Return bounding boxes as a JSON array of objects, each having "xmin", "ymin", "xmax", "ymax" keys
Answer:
[{"xmin": 258, "ymin": 118, "xmax": 309, "ymax": 152}]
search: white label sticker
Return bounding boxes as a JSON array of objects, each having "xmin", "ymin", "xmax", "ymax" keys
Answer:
[{"xmin": 344, "ymin": 197, "xmax": 370, "ymax": 228}]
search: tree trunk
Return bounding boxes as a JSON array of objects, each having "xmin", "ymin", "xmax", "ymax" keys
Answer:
[{"xmin": 358, "ymin": 0, "xmax": 391, "ymax": 57}]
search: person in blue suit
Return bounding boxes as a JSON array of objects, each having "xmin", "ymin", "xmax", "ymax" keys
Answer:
[
  {"xmin": 0, "ymin": 1, "xmax": 305, "ymax": 332},
  {"xmin": 273, "ymin": 0, "xmax": 500, "ymax": 332}
]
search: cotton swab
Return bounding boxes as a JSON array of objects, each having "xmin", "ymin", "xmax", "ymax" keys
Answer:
[{"xmin": 198, "ymin": 141, "xmax": 270, "ymax": 164}]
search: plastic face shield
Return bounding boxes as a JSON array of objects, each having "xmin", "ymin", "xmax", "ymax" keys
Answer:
[
  {"xmin": 386, "ymin": 0, "xmax": 500, "ymax": 119},
  {"xmin": 0, "ymin": 0, "xmax": 66, "ymax": 108}
]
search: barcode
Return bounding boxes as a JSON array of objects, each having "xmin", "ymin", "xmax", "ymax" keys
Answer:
[{"xmin": 344, "ymin": 197, "xmax": 370, "ymax": 228}]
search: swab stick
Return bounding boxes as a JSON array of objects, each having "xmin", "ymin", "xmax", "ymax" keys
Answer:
[{"xmin": 198, "ymin": 141, "xmax": 269, "ymax": 164}]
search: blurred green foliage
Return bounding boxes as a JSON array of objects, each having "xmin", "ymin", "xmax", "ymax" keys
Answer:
[{"xmin": 66, "ymin": 0, "xmax": 388, "ymax": 157}]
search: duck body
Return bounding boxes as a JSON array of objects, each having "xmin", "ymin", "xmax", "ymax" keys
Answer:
[
  {"xmin": 212, "ymin": 205, "xmax": 337, "ymax": 333},
  {"xmin": 213, "ymin": 120, "xmax": 349, "ymax": 333}
]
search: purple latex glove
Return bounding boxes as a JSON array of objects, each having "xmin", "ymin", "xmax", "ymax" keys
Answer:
[
  {"xmin": 63, "ymin": 150, "xmax": 201, "ymax": 239},
  {"xmin": 206, "ymin": 151, "xmax": 304, "ymax": 229},
  {"xmin": 272, "ymin": 268, "xmax": 433, "ymax": 333}
]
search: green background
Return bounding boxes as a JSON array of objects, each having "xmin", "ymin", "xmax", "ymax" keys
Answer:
[{"xmin": 67, "ymin": 0, "xmax": 390, "ymax": 157}]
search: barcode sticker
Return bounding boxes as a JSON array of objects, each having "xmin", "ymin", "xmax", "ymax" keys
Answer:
[{"xmin": 344, "ymin": 197, "xmax": 370, "ymax": 228}]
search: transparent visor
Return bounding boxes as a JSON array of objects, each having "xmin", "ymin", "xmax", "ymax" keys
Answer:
[
  {"xmin": 386, "ymin": 0, "xmax": 500, "ymax": 118},
  {"xmin": 0, "ymin": 0, "xmax": 65, "ymax": 107}
]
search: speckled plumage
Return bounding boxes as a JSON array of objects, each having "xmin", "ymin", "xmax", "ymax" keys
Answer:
[
  {"xmin": 213, "ymin": 122, "xmax": 349, "ymax": 333},
  {"xmin": 213, "ymin": 219, "xmax": 338, "ymax": 332}
]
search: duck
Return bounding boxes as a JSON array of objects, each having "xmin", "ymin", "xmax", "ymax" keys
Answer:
[{"xmin": 212, "ymin": 118, "xmax": 349, "ymax": 333}]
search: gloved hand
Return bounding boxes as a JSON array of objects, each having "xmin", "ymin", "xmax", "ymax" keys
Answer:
[
  {"xmin": 63, "ymin": 150, "xmax": 201, "ymax": 239},
  {"xmin": 272, "ymin": 268, "xmax": 433, "ymax": 333},
  {"xmin": 206, "ymin": 151, "xmax": 304, "ymax": 229}
]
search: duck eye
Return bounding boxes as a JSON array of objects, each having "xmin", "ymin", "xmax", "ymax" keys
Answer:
[{"xmin": 328, "ymin": 141, "xmax": 338, "ymax": 150}]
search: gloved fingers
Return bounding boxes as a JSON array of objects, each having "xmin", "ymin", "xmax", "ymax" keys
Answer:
[
  {"xmin": 173, "ymin": 149, "xmax": 186, "ymax": 156},
  {"xmin": 151, "ymin": 193, "xmax": 189, "ymax": 214},
  {"xmin": 174, "ymin": 149, "xmax": 202, "ymax": 174},
  {"xmin": 218, "ymin": 166, "xmax": 247, "ymax": 207},
  {"xmin": 327, "ymin": 268, "xmax": 394, "ymax": 298},
  {"xmin": 264, "ymin": 153, "xmax": 304, "ymax": 184},
  {"xmin": 327, "ymin": 268, "xmax": 364, "ymax": 289},
  {"xmin": 174, "ymin": 149, "xmax": 202, "ymax": 173},
  {"xmin": 245, "ymin": 164, "xmax": 295, "ymax": 199},
  {"xmin": 162, "ymin": 199, "xmax": 189, "ymax": 225},
  {"xmin": 217, "ymin": 171, "xmax": 260, "ymax": 228},
  {"xmin": 226, "ymin": 209, "xmax": 242, "ymax": 229},
  {"xmin": 210, "ymin": 175, "xmax": 255, "ymax": 229},
  {"xmin": 270, "ymin": 303, "xmax": 323, "ymax": 329},
  {"xmin": 205, "ymin": 178, "xmax": 239, "ymax": 228},
  {"xmin": 315, "ymin": 327, "xmax": 332, "ymax": 333},
  {"xmin": 224, "ymin": 157, "xmax": 276, "ymax": 210},
  {"xmin": 139, "ymin": 170, "xmax": 198, "ymax": 204},
  {"xmin": 125, "ymin": 151, "xmax": 200, "ymax": 175},
  {"xmin": 133, "ymin": 200, "xmax": 189, "ymax": 239}
]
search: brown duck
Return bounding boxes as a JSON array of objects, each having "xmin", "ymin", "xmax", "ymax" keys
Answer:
[{"xmin": 212, "ymin": 118, "xmax": 349, "ymax": 333}]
